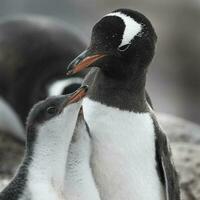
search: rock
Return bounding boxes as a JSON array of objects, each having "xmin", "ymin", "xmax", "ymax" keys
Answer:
[
  {"xmin": 158, "ymin": 113, "xmax": 200, "ymax": 144},
  {"xmin": 158, "ymin": 114, "xmax": 200, "ymax": 200},
  {"xmin": 172, "ymin": 143, "xmax": 200, "ymax": 200},
  {"xmin": 0, "ymin": 113, "xmax": 200, "ymax": 199}
]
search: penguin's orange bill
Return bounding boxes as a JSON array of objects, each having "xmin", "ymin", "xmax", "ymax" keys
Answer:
[
  {"xmin": 61, "ymin": 86, "xmax": 88, "ymax": 110},
  {"xmin": 66, "ymin": 54, "xmax": 105, "ymax": 76},
  {"xmin": 68, "ymin": 86, "xmax": 88, "ymax": 105}
]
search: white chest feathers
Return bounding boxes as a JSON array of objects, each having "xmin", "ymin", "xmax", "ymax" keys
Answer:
[{"xmin": 82, "ymin": 97, "xmax": 165, "ymax": 200}]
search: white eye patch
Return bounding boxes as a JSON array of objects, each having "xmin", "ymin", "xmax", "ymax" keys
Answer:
[
  {"xmin": 48, "ymin": 77, "xmax": 83, "ymax": 96},
  {"xmin": 105, "ymin": 12, "xmax": 142, "ymax": 47}
]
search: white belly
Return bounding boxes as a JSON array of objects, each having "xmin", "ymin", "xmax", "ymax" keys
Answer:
[{"xmin": 82, "ymin": 97, "xmax": 165, "ymax": 200}]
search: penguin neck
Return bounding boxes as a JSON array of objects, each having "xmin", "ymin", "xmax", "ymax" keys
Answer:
[
  {"xmin": 24, "ymin": 117, "xmax": 78, "ymax": 200},
  {"xmin": 0, "ymin": 127, "xmax": 70, "ymax": 198},
  {"xmin": 27, "ymin": 127, "xmax": 72, "ymax": 187},
  {"xmin": 88, "ymin": 68, "xmax": 147, "ymax": 112},
  {"xmin": 0, "ymin": 110, "xmax": 79, "ymax": 199}
]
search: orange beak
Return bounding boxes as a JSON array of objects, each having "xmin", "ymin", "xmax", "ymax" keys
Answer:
[
  {"xmin": 66, "ymin": 50, "xmax": 105, "ymax": 76},
  {"xmin": 62, "ymin": 85, "xmax": 88, "ymax": 109}
]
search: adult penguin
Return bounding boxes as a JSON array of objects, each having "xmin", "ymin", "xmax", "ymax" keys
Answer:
[
  {"xmin": 67, "ymin": 9, "xmax": 180, "ymax": 200},
  {"xmin": 0, "ymin": 15, "xmax": 87, "ymax": 139}
]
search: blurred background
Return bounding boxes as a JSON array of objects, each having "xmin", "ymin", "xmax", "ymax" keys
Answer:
[{"xmin": 0, "ymin": 0, "xmax": 199, "ymax": 124}]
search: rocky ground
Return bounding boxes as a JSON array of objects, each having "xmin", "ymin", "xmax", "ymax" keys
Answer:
[
  {"xmin": 0, "ymin": 113, "xmax": 200, "ymax": 199},
  {"xmin": 158, "ymin": 114, "xmax": 200, "ymax": 200}
]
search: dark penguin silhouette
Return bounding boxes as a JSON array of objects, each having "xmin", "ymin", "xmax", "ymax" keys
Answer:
[
  {"xmin": 0, "ymin": 86, "xmax": 88, "ymax": 200},
  {"xmin": 67, "ymin": 9, "xmax": 180, "ymax": 200},
  {"xmin": 0, "ymin": 15, "xmax": 87, "ymax": 139}
]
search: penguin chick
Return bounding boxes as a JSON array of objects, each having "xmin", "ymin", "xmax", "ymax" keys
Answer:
[{"xmin": 0, "ymin": 86, "xmax": 88, "ymax": 200}]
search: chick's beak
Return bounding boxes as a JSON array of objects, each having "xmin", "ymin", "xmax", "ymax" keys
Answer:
[
  {"xmin": 61, "ymin": 85, "xmax": 88, "ymax": 111},
  {"xmin": 66, "ymin": 49, "xmax": 105, "ymax": 76}
]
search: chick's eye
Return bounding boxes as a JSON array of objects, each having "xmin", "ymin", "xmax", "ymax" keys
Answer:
[
  {"xmin": 46, "ymin": 106, "xmax": 57, "ymax": 115},
  {"xmin": 118, "ymin": 43, "xmax": 131, "ymax": 52}
]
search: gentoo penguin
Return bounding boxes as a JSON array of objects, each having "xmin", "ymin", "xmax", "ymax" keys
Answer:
[
  {"xmin": 64, "ymin": 109, "xmax": 101, "ymax": 200},
  {"xmin": 0, "ymin": 86, "xmax": 89, "ymax": 200},
  {"xmin": 66, "ymin": 9, "xmax": 180, "ymax": 200},
  {"xmin": 0, "ymin": 15, "xmax": 87, "ymax": 139}
]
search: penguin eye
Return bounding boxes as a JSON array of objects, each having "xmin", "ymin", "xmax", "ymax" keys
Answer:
[
  {"xmin": 46, "ymin": 106, "xmax": 57, "ymax": 115},
  {"xmin": 118, "ymin": 43, "xmax": 131, "ymax": 52}
]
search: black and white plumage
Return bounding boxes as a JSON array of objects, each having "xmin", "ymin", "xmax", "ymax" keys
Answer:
[
  {"xmin": 0, "ymin": 16, "xmax": 87, "ymax": 139},
  {"xmin": 0, "ymin": 86, "xmax": 91, "ymax": 200},
  {"xmin": 66, "ymin": 9, "xmax": 180, "ymax": 200}
]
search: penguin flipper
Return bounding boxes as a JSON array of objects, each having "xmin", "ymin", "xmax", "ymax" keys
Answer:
[{"xmin": 153, "ymin": 119, "xmax": 180, "ymax": 200}]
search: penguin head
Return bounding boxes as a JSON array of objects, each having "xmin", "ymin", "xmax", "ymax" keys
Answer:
[
  {"xmin": 26, "ymin": 85, "xmax": 88, "ymax": 141},
  {"xmin": 67, "ymin": 9, "xmax": 157, "ymax": 79}
]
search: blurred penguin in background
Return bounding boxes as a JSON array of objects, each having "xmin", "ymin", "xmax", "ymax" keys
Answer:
[{"xmin": 0, "ymin": 15, "xmax": 87, "ymax": 140}]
